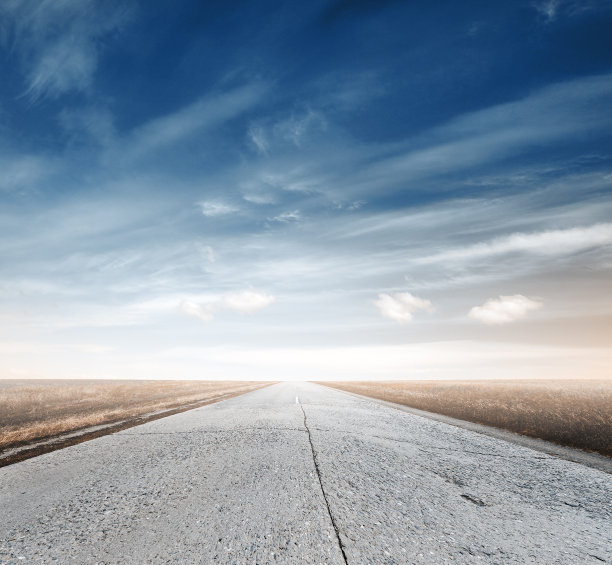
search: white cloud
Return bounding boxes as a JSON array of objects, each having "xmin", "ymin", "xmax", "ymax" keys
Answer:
[
  {"xmin": 347, "ymin": 200, "xmax": 366, "ymax": 211},
  {"xmin": 180, "ymin": 300, "xmax": 215, "ymax": 322},
  {"xmin": 199, "ymin": 201, "xmax": 238, "ymax": 217},
  {"xmin": 180, "ymin": 291, "xmax": 275, "ymax": 322},
  {"xmin": 200, "ymin": 245, "xmax": 216, "ymax": 263},
  {"xmin": 374, "ymin": 292, "xmax": 433, "ymax": 323},
  {"xmin": 59, "ymin": 106, "xmax": 116, "ymax": 145},
  {"xmin": 334, "ymin": 200, "xmax": 367, "ymax": 211},
  {"xmin": 26, "ymin": 35, "xmax": 97, "ymax": 99},
  {"xmin": 220, "ymin": 291, "xmax": 276, "ymax": 314},
  {"xmin": 535, "ymin": 0, "xmax": 560, "ymax": 21},
  {"xmin": 258, "ymin": 172, "xmax": 320, "ymax": 194},
  {"xmin": 1, "ymin": 1, "xmax": 131, "ymax": 101},
  {"xmin": 276, "ymin": 110, "xmax": 326, "ymax": 147},
  {"xmin": 0, "ymin": 154, "xmax": 54, "ymax": 192},
  {"xmin": 469, "ymin": 295, "xmax": 542, "ymax": 325},
  {"xmin": 124, "ymin": 83, "xmax": 266, "ymax": 159},
  {"xmin": 347, "ymin": 74, "xmax": 612, "ymax": 197},
  {"xmin": 420, "ymin": 223, "xmax": 612, "ymax": 265},
  {"xmin": 248, "ymin": 125, "xmax": 269, "ymax": 154},
  {"xmin": 242, "ymin": 191, "xmax": 276, "ymax": 205},
  {"xmin": 268, "ymin": 210, "xmax": 301, "ymax": 223}
]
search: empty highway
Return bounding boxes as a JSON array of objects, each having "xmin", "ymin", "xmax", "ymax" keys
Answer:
[{"xmin": 1, "ymin": 382, "xmax": 610, "ymax": 564}]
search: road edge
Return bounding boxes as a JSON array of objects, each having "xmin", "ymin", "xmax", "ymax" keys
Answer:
[
  {"xmin": 317, "ymin": 384, "xmax": 612, "ymax": 475},
  {"xmin": 0, "ymin": 383, "xmax": 274, "ymax": 468}
]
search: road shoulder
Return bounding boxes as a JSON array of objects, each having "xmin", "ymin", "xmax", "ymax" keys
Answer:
[{"xmin": 322, "ymin": 385, "xmax": 612, "ymax": 474}]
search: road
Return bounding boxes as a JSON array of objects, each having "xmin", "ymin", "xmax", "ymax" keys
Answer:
[{"xmin": 0, "ymin": 382, "xmax": 610, "ymax": 564}]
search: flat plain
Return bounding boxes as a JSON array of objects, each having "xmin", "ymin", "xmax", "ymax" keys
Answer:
[
  {"xmin": 0, "ymin": 379, "xmax": 271, "ymax": 454},
  {"xmin": 319, "ymin": 379, "xmax": 612, "ymax": 456}
]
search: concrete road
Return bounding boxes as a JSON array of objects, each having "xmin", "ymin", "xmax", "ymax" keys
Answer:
[{"xmin": 0, "ymin": 382, "xmax": 610, "ymax": 564}]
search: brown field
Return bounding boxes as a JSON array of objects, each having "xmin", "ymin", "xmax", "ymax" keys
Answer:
[
  {"xmin": 0, "ymin": 379, "xmax": 271, "ymax": 453},
  {"xmin": 319, "ymin": 379, "xmax": 612, "ymax": 457}
]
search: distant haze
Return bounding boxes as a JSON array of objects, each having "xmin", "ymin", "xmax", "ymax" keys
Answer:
[{"xmin": 0, "ymin": 1, "xmax": 611, "ymax": 380}]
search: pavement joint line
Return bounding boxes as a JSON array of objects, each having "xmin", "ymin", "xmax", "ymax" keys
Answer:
[{"xmin": 298, "ymin": 399, "xmax": 349, "ymax": 565}]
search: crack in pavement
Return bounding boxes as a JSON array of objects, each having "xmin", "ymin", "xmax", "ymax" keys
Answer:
[{"xmin": 298, "ymin": 400, "xmax": 349, "ymax": 565}]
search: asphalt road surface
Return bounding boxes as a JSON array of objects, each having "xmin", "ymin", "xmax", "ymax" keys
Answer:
[{"xmin": 1, "ymin": 382, "xmax": 610, "ymax": 564}]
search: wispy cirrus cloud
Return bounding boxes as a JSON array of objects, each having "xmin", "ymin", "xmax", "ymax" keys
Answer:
[
  {"xmin": 469, "ymin": 295, "xmax": 542, "ymax": 325},
  {"xmin": 341, "ymin": 74, "xmax": 612, "ymax": 197},
  {"xmin": 535, "ymin": 0, "xmax": 560, "ymax": 22},
  {"xmin": 0, "ymin": 154, "xmax": 56, "ymax": 192},
  {"xmin": 1, "ymin": 0, "xmax": 132, "ymax": 101},
  {"xmin": 58, "ymin": 106, "xmax": 117, "ymax": 146},
  {"xmin": 120, "ymin": 83, "xmax": 267, "ymax": 160},
  {"xmin": 248, "ymin": 125, "xmax": 269, "ymax": 155},
  {"xmin": 532, "ymin": 0, "xmax": 600, "ymax": 23},
  {"xmin": 418, "ymin": 223, "xmax": 612, "ymax": 265},
  {"xmin": 247, "ymin": 109, "xmax": 327, "ymax": 155}
]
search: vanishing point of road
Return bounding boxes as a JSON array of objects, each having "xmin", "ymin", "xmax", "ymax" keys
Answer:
[{"xmin": 1, "ymin": 382, "xmax": 610, "ymax": 564}]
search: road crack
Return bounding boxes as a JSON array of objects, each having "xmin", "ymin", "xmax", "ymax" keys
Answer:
[{"xmin": 298, "ymin": 401, "xmax": 349, "ymax": 565}]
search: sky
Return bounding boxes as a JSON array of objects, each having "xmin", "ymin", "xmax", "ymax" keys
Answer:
[{"xmin": 1, "ymin": 0, "xmax": 611, "ymax": 381}]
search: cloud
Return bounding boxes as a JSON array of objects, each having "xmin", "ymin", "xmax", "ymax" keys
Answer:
[
  {"xmin": 59, "ymin": 106, "xmax": 116, "ymax": 145},
  {"xmin": 123, "ymin": 83, "xmax": 267, "ymax": 159},
  {"xmin": 219, "ymin": 291, "xmax": 276, "ymax": 314},
  {"xmin": 199, "ymin": 201, "xmax": 238, "ymax": 217},
  {"xmin": 245, "ymin": 110, "xmax": 328, "ymax": 156},
  {"xmin": 420, "ymin": 223, "xmax": 612, "ymax": 265},
  {"xmin": 180, "ymin": 291, "xmax": 275, "ymax": 322},
  {"xmin": 535, "ymin": 0, "xmax": 560, "ymax": 21},
  {"xmin": 345, "ymin": 74, "xmax": 612, "ymax": 197},
  {"xmin": 0, "ymin": 154, "xmax": 55, "ymax": 192},
  {"xmin": 200, "ymin": 245, "xmax": 216, "ymax": 263},
  {"xmin": 334, "ymin": 200, "xmax": 367, "ymax": 211},
  {"xmin": 347, "ymin": 200, "xmax": 366, "ymax": 211},
  {"xmin": 26, "ymin": 35, "xmax": 97, "ymax": 100},
  {"xmin": 1, "ymin": 0, "xmax": 132, "ymax": 101},
  {"xmin": 242, "ymin": 190, "xmax": 277, "ymax": 205},
  {"xmin": 180, "ymin": 300, "xmax": 215, "ymax": 322},
  {"xmin": 248, "ymin": 125, "xmax": 269, "ymax": 154},
  {"xmin": 275, "ymin": 110, "xmax": 327, "ymax": 147},
  {"xmin": 469, "ymin": 295, "xmax": 542, "ymax": 325},
  {"xmin": 268, "ymin": 210, "xmax": 301, "ymax": 223},
  {"xmin": 374, "ymin": 292, "xmax": 433, "ymax": 323}
]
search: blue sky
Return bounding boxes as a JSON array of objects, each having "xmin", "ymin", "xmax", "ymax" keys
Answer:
[{"xmin": 1, "ymin": 0, "xmax": 611, "ymax": 380}]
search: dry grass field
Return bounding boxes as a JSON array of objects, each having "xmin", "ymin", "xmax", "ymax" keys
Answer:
[
  {"xmin": 0, "ymin": 379, "xmax": 271, "ymax": 452},
  {"xmin": 320, "ymin": 379, "xmax": 612, "ymax": 457}
]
